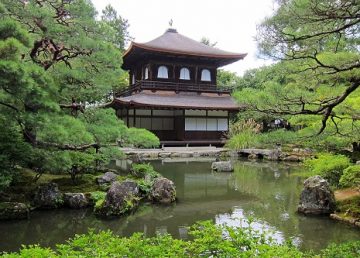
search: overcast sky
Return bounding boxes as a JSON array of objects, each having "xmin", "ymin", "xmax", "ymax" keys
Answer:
[{"xmin": 92, "ymin": 0, "xmax": 276, "ymax": 75}]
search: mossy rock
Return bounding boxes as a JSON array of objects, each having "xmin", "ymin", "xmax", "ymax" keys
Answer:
[
  {"xmin": 0, "ymin": 202, "xmax": 29, "ymax": 220},
  {"xmin": 94, "ymin": 180, "xmax": 140, "ymax": 217},
  {"xmin": 32, "ymin": 182, "xmax": 64, "ymax": 209}
]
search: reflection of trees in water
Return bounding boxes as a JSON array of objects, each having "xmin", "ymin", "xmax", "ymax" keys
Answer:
[
  {"xmin": 1, "ymin": 160, "xmax": 359, "ymax": 252},
  {"xmin": 230, "ymin": 161, "xmax": 303, "ymax": 241}
]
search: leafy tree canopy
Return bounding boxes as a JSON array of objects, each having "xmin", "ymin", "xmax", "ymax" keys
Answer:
[
  {"xmin": 0, "ymin": 0, "xmax": 158, "ymax": 189},
  {"xmin": 232, "ymin": 0, "xmax": 360, "ymax": 151}
]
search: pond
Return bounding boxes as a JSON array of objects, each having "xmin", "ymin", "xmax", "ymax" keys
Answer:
[{"xmin": 0, "ymin": 159, "xmax": 359, "ymax": 252}]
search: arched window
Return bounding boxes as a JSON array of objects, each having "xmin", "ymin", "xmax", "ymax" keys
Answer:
[
  {"xmin": 144, "ymin": 67, "xmax": 149, "ymax": 80},
  {"xmin": 157, "ymin": 66, "xmax": 168, "ymax": 79},
  {"xmin": 179, "ymin": 67, "xmax": 190, "ymax": 80},
  {"xmin": 201, "ymin": 69, "xmax": 211, "ymax": 81}
]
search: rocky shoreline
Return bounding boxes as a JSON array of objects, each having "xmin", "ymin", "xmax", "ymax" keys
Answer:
[
  {"xmin": 123, "ymin": 146, "xmax": 314, "ymax": 162},
  {"xmin": 0, "ymin": 168, "xmax": 176, "ymax": 221}
]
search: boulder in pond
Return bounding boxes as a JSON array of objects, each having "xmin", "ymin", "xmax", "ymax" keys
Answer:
[
  {"xmin": 0, "ymin": 202, "xmax": 29, "ymax": 220},
  {"xmin": 211, "ymin": 161, "xmax": 234, "ymax": 172},
  {"xmin": 149, "ymin": 177, "xmax": 176, "ymax": 204},
  {"xmin": 297, "ymin": 176, "xmax": 336, "ymax": 215},
  {"xmin": 96, "ymin": 172, "xmax": 118, "ymax": 186},
  {"xmin": 95, "ymin": 180, "xmax": 140, "ymax": 217},
  {"xmin": 33, "ymin": 183, "xmax": 63, "ymax": 209},
  {"xmin": 64, "ymin": 193, "xmax": 89, "ymax": 209}
]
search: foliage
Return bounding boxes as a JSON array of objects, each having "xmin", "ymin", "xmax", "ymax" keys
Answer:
[
  {"xmin": 320, "ymin": 240, "xmax": 360, "ymax": 258},
  {"xmin": 226, "ymin": 129, "xmax": 259, "ymax": 150},
  {"xmin": 216, "ymin": 69, "xmax": 240, "ymax": 88},
  {"xmin": 336, "ymin": 196, "xmax": 360, "ymax": 218},
  {"xmin": 232, "ymin": 0, "xmax": 360, "ymax": 151},
  {"xmin": 0, "ymin": 116, "xmax": 32, "ymax": 190},
  {"xmin": 200, "ymin": 37, "xmax": 217, "ymax": 47},
  {"xmin": 3, "ymin": 220, "xmax": 359, "ymax": 257},
  {"xmin": 339, "ymin": 165, "xmax": 360, "ymax": 188},
  {"xmin": 227, "ymin": 118, "xmax": 298, "ymax": 149},
  {"xmin": 0, "ymin": 1, "xmax": 157, "ymax": 185},
  {"xmin": 123, "ymin": 128, "xmax": 160, "ymax": 148},
  {"xmin": 101, "ymin": 4, "xmax": 131, "ymax": 51},
  {"xmin": 131, "ymin": 163, "xmax": 158, "ymax": 178},
  {"xmin": 304, "ymin": 153, "xmax": 351, "ymax": 185}
]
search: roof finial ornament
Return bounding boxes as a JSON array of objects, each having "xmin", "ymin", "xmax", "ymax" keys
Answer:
[{"xmin": 169, "ymin": 19, "xmax": 173, "ymax": 28}]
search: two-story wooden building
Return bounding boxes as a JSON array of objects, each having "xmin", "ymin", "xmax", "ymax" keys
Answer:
[{"xmin": 112, "ymin": 28, "xmax": 246, "ymax": 145}]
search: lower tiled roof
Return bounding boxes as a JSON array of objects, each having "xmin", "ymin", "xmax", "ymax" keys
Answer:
[{"xmin": 113, "ymin": 90, "xmax": 242, "ymax": 110}]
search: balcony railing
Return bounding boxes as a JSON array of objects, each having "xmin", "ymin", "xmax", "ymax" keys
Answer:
[{"xmin": 117, "ymin": 80, "xmax": 232, "ymax": 97}]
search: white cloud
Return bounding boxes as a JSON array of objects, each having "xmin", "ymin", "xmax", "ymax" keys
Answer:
[{"xmin": 92, "ymin": 0, "xmax": 275, "ymax": 75}]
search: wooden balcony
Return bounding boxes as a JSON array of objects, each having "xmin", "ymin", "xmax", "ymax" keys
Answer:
[{"xmin": 117, "ymin": 80, "xmax": 232, "ymax": 97}]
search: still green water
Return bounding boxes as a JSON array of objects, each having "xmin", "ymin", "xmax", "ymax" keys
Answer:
[{"xmin": 0, "ymin": 159, "xmax": 359, "ymax": 252}]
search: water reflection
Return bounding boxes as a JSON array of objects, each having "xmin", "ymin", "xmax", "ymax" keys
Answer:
[{"xmin": 0, "ymin": 159, "xmax": 359, "ymax": 252}]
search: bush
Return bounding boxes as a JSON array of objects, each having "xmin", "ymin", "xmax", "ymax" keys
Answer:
[
  {"xmin": 123, "ymin": 128, "xmax": 160, "ymax": 148},
  {"xmin": 339, "ymin": 165, "xmax": 360, "ymax": 188},
  {"xmin": 336, "ymin": 196, "xmax": 360, "ymax": 217},
  {"xmin": 3, "ymin": 220, "xmax": 360, "ymax": 257},
  {"xmin": 320, "ymin": 241, "xmax": 360, "ymax": 258},
  {"xmin": 304, "ymin": 153, "xmax": 351, "ymax": 186},
  {"xmin": 227, "ymin": 128, "xmax": 298, "ymax": 150},
  {"xmin": 130, "ymin": 163, "xmax": 158, "ymax": 178},
  {"xmin": 226, "ymin": 129, "xmax": 259, "ymax": 149}
]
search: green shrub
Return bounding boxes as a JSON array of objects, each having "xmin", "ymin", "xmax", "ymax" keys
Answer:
[
  {"xmin": 339, "ymin": 165, "xmax": 360, "ymax": 188},
  {"xmin": 304, "ymin": 153, "xmax": 351, "ymax": 186},
  {"xmin": 3, "ymin": 220, "xmax": 360, "ymax": 257},
  {"xmin": 227, "ymin": 128, "xmax": 297, "ymax": 150},
  {"xmin": 89, "ymin": 191, "xmax": 106, "ymax": 203},
  {"xmin": 123, "ymin": 128, "xmax": 160, "ymax": 148},
  {"xmin": 226, "ymin": 129, "xmax": 259, "ymax": 149},
  {"xmin": 137, "ymin": 179, "xmax": 153, "ymax": 195},
  {"xmin": 336, "ymin": 196, "xmax": 360, "ymax": 217},
  {"xmin": 131, "ymin": 163, "xmax": 158, "ymax": 178},
  {"xmin": 2, "ymin": 245, "xmax": 56, "ymax": 257},
  {"xmin": 320, "ymin": 240, "xmax": 360, "ymax": 258}
]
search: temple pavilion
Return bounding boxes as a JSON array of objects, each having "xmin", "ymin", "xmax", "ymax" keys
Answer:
[{"xmin": 112, "ymin": 28, "xmax": 246, "ymax": 146}]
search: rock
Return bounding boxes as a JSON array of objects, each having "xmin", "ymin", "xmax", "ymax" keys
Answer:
[
  {"xmin": 95, "ymin": 180, "xmax": 140, "ymax": 217},
  {"xmin": 356, "ymin": 160, "xmax": 360, "ymax": 165},
  {"xmin": 265, "ymin": 149, "xmax": 281, "ymax": 160},
  {"xmin": 64, "ymin": 193, "xmax": 89, "ymax": 209},
  {"xmin": 248, "ymin": 153, "xmax": 258, "ymax": 159},
  {"xmin": 33, "ymin": 183, "xmax": 63, "ymax": 209},
  {"xmin": 0, "ymin": 202, "xmax": 29, "ymax": 220},
  {"xmin": 150, "ymin": 178, "xmax": 176, "ymax": 204},
  {"xmin": 282, "ymin": 155, "xmax": 301, "ymax": 162},
  {"xmin": 211, "ymin": 161, "xmax": 234, "ymax": 172},
  {"xmin": 159, "ymin": 152, "xmax": 171, "ymax": 158},
  {"xmin": 297, "ymin": 176, "xmax": 336, "ymax": 215},
  {"xmin": 96, "ymin": 172, "xmax": 118, "ymax": 186}
]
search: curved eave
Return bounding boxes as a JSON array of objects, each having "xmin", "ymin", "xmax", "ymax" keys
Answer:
[
  {"xmin": 122, "ymin": 42, "xmax": 247, "ymax": 69},
  {"xmin": 111, "ymin": 92, "xmax": 244, "ymax": 111},
  {"xmin": 114, "ymin": 99, "xmax": 242, "ymax": 111}
]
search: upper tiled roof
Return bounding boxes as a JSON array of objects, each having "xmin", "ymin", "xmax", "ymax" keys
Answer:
[{"xmin": 122, "ymin": 29, "xmax": 247, "ymax": 68}]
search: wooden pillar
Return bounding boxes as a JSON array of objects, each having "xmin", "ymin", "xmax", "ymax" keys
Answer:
[
  {"xmin": 126, "ymin": 108, "xmax": 129, "ymax": 127},
  {"xmin": 133, "ymin": 109, "xmax": 136, "ymax": 127},
  {"xmin": 151, "ymin": 109, "xmax": 153, "ymax": 130},
  {"xmin": 214, "ymin": 69, "xmax": 217, "ymax": 86},
  {"xmin": 173, "ymin": 64, "xmax": 176, "ymax": 81},
  {"xmin": 195, "ymin": 66, "xmax": 198, "ymax": 83},
  {"xmin": 149, "ymin": 63, "xmax": 153, "ymax": 80},
  {"xmin": 227, "ymin": 111, "xmax": 230, "ymax": 132}
]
